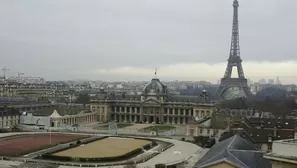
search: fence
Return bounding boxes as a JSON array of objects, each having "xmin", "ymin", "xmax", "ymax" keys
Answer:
[{"xmin": 91, "ymin": 127, "xmax": 186, "ymax": 137}]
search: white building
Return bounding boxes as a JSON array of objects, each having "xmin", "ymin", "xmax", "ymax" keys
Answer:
[
  {"xmin": 20, "ymin": 109, "xmax": 97, "ymax": 130},
  {"xmin": 265, "ymin": 139, "xmax": 297, "ymax": 168}
]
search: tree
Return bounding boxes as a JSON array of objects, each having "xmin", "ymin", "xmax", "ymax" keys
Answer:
[
  {"xmin": 193, "ymin": 136, "xmax": 210, "ymax": 147},
  {"xmin": 75, "ymin": 93, "xmax": 91, "ymax": 104}
]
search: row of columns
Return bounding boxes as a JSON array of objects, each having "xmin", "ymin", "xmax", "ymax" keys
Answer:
[
  {"xmin": 165, "ymin": 108, "xmax": 193, "ymax": 116},
  {"xmin": 112, "ymin": 107, "xmax": 194, "ymax": 116},
  {"xmin": 52, "ymin": 113, "xmax": 97, "ymax": 127},
  {"xmin": 0, "ymin": 115, "xmax": 20, "ymax": 128},
  {"xmin": 112, "ymin": 114, "xmax": 191, "ymax": 124},
  {"xmin": 112, "ymin": 106, "xmax": 140, "ymax": 114}
]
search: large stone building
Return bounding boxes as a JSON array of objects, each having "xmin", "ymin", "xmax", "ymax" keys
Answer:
[{"xmin": 91, "ymin": 78, "xmax": 214, "ymax": 124}]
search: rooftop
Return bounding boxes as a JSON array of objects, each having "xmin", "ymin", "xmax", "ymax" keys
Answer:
[{"xmin": 195, "ymin": 135, "xmax": 271, "ymax": 168}]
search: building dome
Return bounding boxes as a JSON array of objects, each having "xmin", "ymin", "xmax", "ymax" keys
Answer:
[{"xmin": 143, "ymin": 78, "xmax": 167, "ymax": 95}]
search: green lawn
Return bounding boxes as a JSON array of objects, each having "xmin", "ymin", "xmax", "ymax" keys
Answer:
[
  {"xmin": 96, "ymin": 123, "xmax": 133, "ymax": 129},
  {"xmin": 142, "ymin": 125, "xmax": 176, "ymax": 132}
]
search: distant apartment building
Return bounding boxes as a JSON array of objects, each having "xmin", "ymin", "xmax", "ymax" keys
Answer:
[
  {"xmin": 0, "ymin": 81, "xmax": 53, "ymax": 99},
  {"xmin": 0, "ymin": 81, "xmax": 19, "ymax": 97},
  {"xmin": 17, "ymin": 83, "xmax": 52, "ymax": 99},
  {"xmin": 0, "ymin": 106, "xmax": 20, "ymax": 129},
  {"xmin": 186, "ymin": 114, "xmax": 229, "ymax": 138}
]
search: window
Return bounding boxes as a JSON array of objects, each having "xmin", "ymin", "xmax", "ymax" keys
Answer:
[
  {"xmin": 207, "ymin": 129, "xmax": 210, "ymax": 134},
  {"xmin": 195, "ymin": 110, "xmax": 199, "ymax": 117},
  {"xmin": 268, "ymin": 145, "xmax": 272, "ymax": 150},
  {"xmin": 180, "ymin": 110, "xmax": 184, "ymax": 115},
  {"xmin": 199, "ymin": 128, "xmax": 203, "ymax": 134},
  {"xmin": 175, "ymin": 109, "xmax": 178, "ymax": 115}
]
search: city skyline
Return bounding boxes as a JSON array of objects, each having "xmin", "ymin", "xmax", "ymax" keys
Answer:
[{"xmin": 1, "ymin": 0, "xmax": 297, "ymax": 84}]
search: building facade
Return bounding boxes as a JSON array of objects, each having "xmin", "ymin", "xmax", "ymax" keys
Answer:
[
  {"xmin": 91, "ymin": 78, "xmax": 214, "ymax": 124},
  {"xmin": 20, "ymin": 109, "xmax": 97, "ymax": 129},
  {"xmin": 0, "ymin": 81, "xmax": 18, "ymax": 97},
  {"xmin": 0, "ymin": 81, "xmax": 53, "ymax": 99},
  {"xmin": 186, "ymin": 114, "xmax": 230, "ymax": 137},
  {"xmin": 220, "ymin": 117, "xmax": 295, "ymax": 152},
  {"xmin": 0, "ymin": 106, "xmax": 20, "ymax": 129}
]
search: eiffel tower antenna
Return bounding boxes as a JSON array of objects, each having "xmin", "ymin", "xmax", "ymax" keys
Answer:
[{"xmin": 214, "ymin": 0, "xmax": 252, "ymax": 99}]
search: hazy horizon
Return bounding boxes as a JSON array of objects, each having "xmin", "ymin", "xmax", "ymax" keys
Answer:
[{"xmin": 1, "ymin": 0, "xmax": 297, "ymax": 84}]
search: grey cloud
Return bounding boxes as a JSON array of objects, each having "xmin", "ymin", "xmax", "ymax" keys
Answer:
[{"xmin": 0, "ymin": 0, "xmax": 296, "ymax": 80}]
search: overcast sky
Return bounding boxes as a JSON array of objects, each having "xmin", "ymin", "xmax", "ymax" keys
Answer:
[{"xmin": 0, "ymin": 0, "xmax": 297, "ymax": 84}]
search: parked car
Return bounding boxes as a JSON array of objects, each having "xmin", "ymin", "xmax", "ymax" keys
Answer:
[{"xmin": 204, "ymin": 138, "xmax": 216, "ymax": 148}]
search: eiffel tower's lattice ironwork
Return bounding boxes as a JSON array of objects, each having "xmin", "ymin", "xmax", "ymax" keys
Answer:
[{"xmin": 215, "ymin": 0, "xmax": 252, "ymax": 99}]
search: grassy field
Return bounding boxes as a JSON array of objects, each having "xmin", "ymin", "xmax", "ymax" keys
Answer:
[
  {"xmin": 142, "ymin": 125, "xmax": 176, "ymax": 132},
  {"xmin": 96, "ymin": 123, "xmax": 133, "ymax": 129},
  {"xmin": 53, "ymin": 137, "xmax": 150, "ymax": 158}
]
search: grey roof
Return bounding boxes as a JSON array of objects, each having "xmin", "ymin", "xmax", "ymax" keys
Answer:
[
  {"xmin": 167, "ymin": 95, "xmax": 200, "ymax": 102},
  {"xmin": 143, "ymin": 78, "xmax": 167, "ymax": 95},
  {"xmin": 194, "ymin": 135, "xmax": 271, "ymax": 168}
]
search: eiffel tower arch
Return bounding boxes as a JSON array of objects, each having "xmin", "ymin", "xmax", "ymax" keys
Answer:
[{"xmin": 215, "ymin": 0, "xmax": 252, "ymax": 99}]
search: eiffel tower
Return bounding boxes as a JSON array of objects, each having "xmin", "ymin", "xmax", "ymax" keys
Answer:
[{"xmin": 215, "ymin": 0, "xmax": 252, "ymax": 99}]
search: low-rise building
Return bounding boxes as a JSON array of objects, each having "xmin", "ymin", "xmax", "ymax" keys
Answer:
[
  {"xmin": 220, "ymin": 117, "xmax": 295, "ymax": 152},
  {"xmin": 20, "ymin": 109, "xmax": 97, "ymax": 129},
  {"xmin": 0, "ymin": 81, "xmax": 19, "ymax": 97},
  {"xmin": 186, "ymin": 113, "xmax": 229, "ymax": 138},
  {"xmin": 194, "ymin": 134, "xmax": 271, "ymax": 168},
  {"xmin": 264, "ymin": 139, "xmax": 297, "ymax": 168}
]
